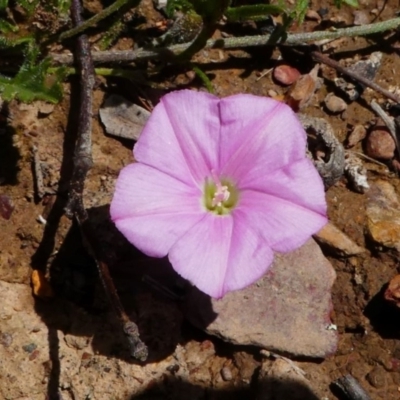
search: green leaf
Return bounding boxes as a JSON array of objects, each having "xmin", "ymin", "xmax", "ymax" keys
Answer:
[
  {"xmin": 192, "ymin": 65, "xmax": 214, "ymax": 93},
  {"xmin": 166, "ymin": 0, "xmax": 194, "ymax": 18},
  {"xmin": 0, "ymin": 1, "xmax": 7, "ymax": 11},
  {"xmin": 16, "ymin": 0, "xmax": 40, "ymax": 15},
  {"xmin": 226, "ymin": 4, "xmax": 284, "ymax": 22},
  {"xmin": 342, "ymin": 0, "xmax": 359, "ymax": 6},
  {"xmin": 0, "ymin": 18, "xmax": 18, "ymax": 33},
  {"xmin": 0, "ymin": 58, "xmax": 65, "ymax": 103},
  {"xmin": 0, "ymin": 0, "xmax": 8, "ymax": 11},
  {"xmin": 334, "ymin": 0, "xmax": 359, "ymax": 7},
  {"xmin": 293, "ymin": 0, "xmax": 308, "ymax": 24},
  {"xmin": 54, "ymin": 0, "xmax": 71, "ymax": 15},
  {"xmin": 0, "ymin": 35, "xmax": 32, "ymax": 49},
  {"xmin": 41, "ymin": 0, "xmax": 71, "ymax": 16}
]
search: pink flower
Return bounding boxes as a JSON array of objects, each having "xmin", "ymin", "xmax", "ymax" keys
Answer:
[{"xmin": 110, "ymin": 90, "xmax": 327, "ymax": 298}]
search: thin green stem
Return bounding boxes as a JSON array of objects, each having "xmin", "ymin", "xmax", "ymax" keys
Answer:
[
  {"xmin": 58, "ymin": 0, "xmax": 140, "ymax": 42},
  {"xmin": 227, "ymin": 17, "xmax": 400, "ymax": 46},
  {"xmin": 192, "ymin": 66, "xmax": 214, "ymax": 93},
  {"xmin": 51, "ymin": 17, "xmax": 400, "ymax": 65},
  {"xmin": 48, "ymin": 66, "xmax": 145, "ymax": 81}
]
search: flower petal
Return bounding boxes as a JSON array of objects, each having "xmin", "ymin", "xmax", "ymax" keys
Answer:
[
  {"xmin": 219, "ymin": 95, "xmax": 307, "ymax": 184},
  {"xmin": 134, "ymin": 90, "xmax": 221, "ymax": 186},
  {"xmin": 240, "ymin": 158, "xmax": 327, "ymax": 215},
  {"xmin": 169, "ymin": 213, "xmax": 274, "ymax": 298},
  {"xmin": 236, "ymin": 189, "xmax": 327, "ymax": 253},
  {"xmin": 222, "ymin": 211, "xmax": 274, "ymax": 295},
  {"xmin": 110, "ymin": 163, "xmax": 205, "ymax": 257}
]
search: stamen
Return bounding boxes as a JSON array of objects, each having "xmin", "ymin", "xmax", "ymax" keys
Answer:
[{"xmin": 210, "ymin": 170, "xmax": 231, "ymax": 207}]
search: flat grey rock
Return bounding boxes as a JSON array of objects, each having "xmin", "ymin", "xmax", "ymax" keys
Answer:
[
  {"xmin": 184, "ymin": 239, "xmax": 337, "ymax": 358},
  {"xmin": 99, "ymin": 94, "xmax": 150, "ymax": 141}
]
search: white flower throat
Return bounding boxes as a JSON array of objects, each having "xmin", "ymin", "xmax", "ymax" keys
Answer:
[{"xmin": 203, "ymin": 170, "xmax": 239, "ymax": 215}]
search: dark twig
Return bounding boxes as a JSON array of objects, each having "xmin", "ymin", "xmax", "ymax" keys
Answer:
[
  {"xmin": 80, "ymin": 224, "xmax": 148, "ymax": 361},
  {"xmin": 65, "ymin": 0, "xmax": 148, "ymax": 361},
  {"xmin": 311, "ymin": 51, "xmax": 400, "ymax": 104},
  {"xmin": 332, "ymin": 375, "xmax": 372, "ymax": 400},
  {"xmin": 65, "ymin": 0, "xmax": 94, "ymax": 218},
  {"xmin": 32, "ymin": 146, "xmax": 45, "ymax": 200}
]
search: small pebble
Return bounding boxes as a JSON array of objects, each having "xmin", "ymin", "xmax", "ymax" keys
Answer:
[
  {"xmin": 31, "ymin": 269, "xmax": 54, "ymax": 299},
  {"xmin": 37, "ymin": 102, "xmax": 55, "ymax": 115},
  {"xmin": 221, "ymin": 366, "xmax": 233, "ymax": 381},
  {"xmin": 80, "ymin": 352, "xmax": 93, "ymax": 368},
  {"xmin": 0, "ymin": 194, "xmax": 14, "ymax": 220},
  {"xmin": 29, "ymin": 349, "xmax": 40, "ymax": 361},
  {"xmin": 344, "ymin": 153, "xmax": 369, "ymax": 194},
  {"xmin": 366, "ymin": 366, "xmax": 389, "ymax": 388},
  {"xmin": 347, "ymin": 124, "xmax": 367, "ymax": 147},
  {"xmin": 185, "ymin": 70, "xmax": 196, "ymax": 80},
  {"xmin": 353, "ymin": 10, "xmax": 370, "ymax": 25},
  {"xmin": 166, "ymin": 364, "xmax": 180, "ymax": 374},
  {"xmin": 22, "ymin": 343, "xmax": 37, "ymax": 353},
  {"xmin": 318, "ymin": 8, "xmax": 329, "ymax": 18},
  {"xmin": 273, "ymin": 65, "xmax": 301, "ymax": 86},
  {"xmin": 64, "ymin": 334, "xmax": 89, "ymax": 350},
  {"xmin": 267, "ymin": 89, "xmax": 278, "ymax": 97},
  {"xmin": 305, "ymin": 10, "xmax": 321, "ymax": 22},
  {"xmin": 365, "ymin": 128, "xmax": 396, "ymax": 160},
  {"xmin": 0, "ymin": 332, "xmax": 13, "ymax": 347},
  {"xmin": 153, "ymin": 0, "xmax": 167, "ymax": 10},
  {"xmin": 384, "ymin": 274, "xmax": 400, "ymax": 307},
  {"xmin": 31, "ymin": 326, "xmax": 41, "ymax": 333},
  {"xmin": 324, "ymin": 93, "xmax": 347, "ymax": 113}
]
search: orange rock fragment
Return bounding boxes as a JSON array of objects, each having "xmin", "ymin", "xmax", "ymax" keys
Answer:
[
  {"xmin": 384, "ymin": 275, "xmax": 400, "ymax": 306},
  {"xmin": 285, "ymin": 65, "xmax": 319, "ymax": 111},
  {"xmin": 31, "ymin": 269, "xmax": 54, "ymax": 299}
]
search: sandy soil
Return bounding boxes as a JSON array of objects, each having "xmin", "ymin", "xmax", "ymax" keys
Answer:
[{"xmin": 2, "ymin": 0, "xmax": 400, "ymax": 398}]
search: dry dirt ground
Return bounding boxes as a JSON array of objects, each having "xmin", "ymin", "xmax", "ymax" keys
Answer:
[{"xmin": 2, "ymin": 0, "xmax": 400, "ymax": 399}]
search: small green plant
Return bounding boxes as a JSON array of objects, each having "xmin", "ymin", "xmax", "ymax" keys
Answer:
[
  {"xmin": 0, "ymin": 43, "xmax": 65, "ymax": 103},
  {"xmin": 0, "ymin": 0, "xmax": 40, "ymax": 33},
  {"xmin": 290, "ymin": 0, "xmax": 309, "ymax": 24},
  {"xmin": 0, "ymin": 0, "xmax": 70, "ymax": 102},
  {"xmin": 0, "ymin": 0, "xmax": 70, "ymax": 35},
  {"xmin": 166, "ymin": 0, "xmax": 194, "ymax": 17},
  {"xmin": 0, "ymin": 60, "xmax": 65, "ymax": 103}
]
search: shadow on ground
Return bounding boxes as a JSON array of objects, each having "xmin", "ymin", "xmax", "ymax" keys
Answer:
[
  {"xmin": 33, "ymin": 215, "xmax": 187, "ymax": 357},
  {"xmin": 32, "ymin": 204, "xmax": 217, "ymax": 399},
  {"xmin": 127, "ymin": 375, "xmax": 320, "ymax": 400},
  {"xmin": 364, "ymin": 283, "xmax": 400, "ymax": 338},
  {"xmin": 0, "ymin": 120, "xmax": 20, "ymax": 185}
]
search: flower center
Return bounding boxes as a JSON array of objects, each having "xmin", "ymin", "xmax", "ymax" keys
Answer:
[{"xmin": 203, "ymin": 171, "xmax": 239, "ymax": 215}]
